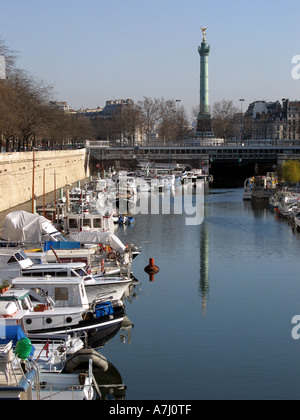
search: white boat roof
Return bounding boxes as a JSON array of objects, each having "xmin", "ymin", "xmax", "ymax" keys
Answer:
[
  {"xmin": 45, "ymin": 248, "xmax": 95, "ymax": 256},
  {"xmin": 12, "ymin": 277, "xmax": 85, "ymax": 286},
  {"xmin": 0, "ymin": 288, "xmax": 31, "ymax": 300},
  {"xmin": 0, "ymin": 248, "xmax": 27, "ymax": 256},
  {"xmin": 22, "ymin": 262, "xmax": 86, "ymax": 271},
  {"xmin": 68, "ymin": 231, "xmax": 125, "ymax": 253}
]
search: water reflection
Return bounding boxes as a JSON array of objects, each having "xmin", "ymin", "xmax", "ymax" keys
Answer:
[
  {"xmin": 93, "ymin": 357, "xmax": 126, "ymax": 400},
  {"xmin": 199, "ymin": 221, "xmax": 210, "ymax": 315},
  {"xmin": 93, "ymin": 188, "xmax": 300, "ymax": 399},
  {"xmin": 119, "ymin": 315, "xmax": 134, "ymax": 345}
]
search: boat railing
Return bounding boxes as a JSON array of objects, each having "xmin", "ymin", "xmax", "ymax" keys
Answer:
[
  {"xmin": 35, "ymin": 360, "xmax": 100, "ymax": 400},
  {"xmin": 93, "ymin": 290, "xmax": 117, "ymax": 303}
]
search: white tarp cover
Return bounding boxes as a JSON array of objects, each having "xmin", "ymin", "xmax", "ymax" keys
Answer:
[
  {"xmin": 1, "ymin": 210, "xmax": 53, "ymax": 243},
  {"xmin": 68, "ymin": 231, "xmax": 126, "ymax": 254}
]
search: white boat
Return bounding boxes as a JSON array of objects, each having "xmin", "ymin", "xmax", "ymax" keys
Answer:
[
  {"xmin": 243, "ymin": 178, "xmax": 254, "ymax": 201},
  {"xmin": 277, "ymin": 202, "xmax": 299, "ymax": 218},
  {"xmin": 269, "ymin": 191, "xmax": 300, "ymax": 209},
  {"xmin": 67, "ymin": 230, "xmax": 140, "ymax": 268},
  {"xmin": 180, "ymin": 169, "xmax": 212, "ymax": 184},
  {"xmin": 248, "ymin": 173, "xmax": 278, "ymax": 200},
  {"xmin": 0, "ymin": 249, "xmax": 132, "ymax": 301},
  {"xmin": 63, "ymin": 212, "xmax": 114, "ymax": 234},
  {"xmin": 1, "ymin": 324, "xmax": 84, "ymax": 371},
  {"xmin": 0, "ymin": 325, "xmax": 100, "ymax": 400},
  {"xmin": 0, "ymin": 344, "xmax": 97, "ymax": 400},
  {"xmin": 0, "ymin": 339, "xmax": 39, "ymax": 400},
  {"xmin": 0, "ymin": 210, "xmax": 67, "ymax": 246},
  {"xmin": 294, "ymin": 213, "xmax": 300, "ymax": 231},
  {"xmin": 21, "ymin": 262, "xmax": 132, "ymax": 302},
  {"xmin": 25, "ymin": 229, "xmax": 139, "ymax": 278},
  {"xmin": 0, "ymin": 282, "xmax": 125, "ymax": 339}
]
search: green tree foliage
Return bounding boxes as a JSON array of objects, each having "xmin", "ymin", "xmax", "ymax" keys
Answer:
[{"xmin": 281, "ymin": 160, "xmax": 300, "ymax": 184}]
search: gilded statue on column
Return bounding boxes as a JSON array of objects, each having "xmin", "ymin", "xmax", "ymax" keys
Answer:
[{"xmin": 201, "ymin": 27, "xmax": 207, "ymax": 42}]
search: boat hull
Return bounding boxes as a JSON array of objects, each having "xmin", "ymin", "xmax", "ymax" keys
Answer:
[{"xmin": 22, "ymin": 306, "xmax": 125, "ymax": 339}]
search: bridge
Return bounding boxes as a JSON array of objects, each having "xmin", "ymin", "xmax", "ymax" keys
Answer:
[{"xmin": 85, "ymin": 140, "xmax": 300, "ymax": 166}]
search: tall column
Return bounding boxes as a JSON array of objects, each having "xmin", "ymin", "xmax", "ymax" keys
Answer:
[
  {"xmin": 0, "ymin": 55, "xmax": 6, "ymax": 80},
  {"xmin": 196, "ymin": 28, "xmax": 212, "ymax": 135}
]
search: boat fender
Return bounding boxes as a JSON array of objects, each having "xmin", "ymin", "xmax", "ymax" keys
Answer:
[{"xmin": 64, "ymin": 349, "xmax": 109, "ymax": 373}]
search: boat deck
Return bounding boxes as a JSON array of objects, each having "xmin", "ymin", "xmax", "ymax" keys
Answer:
[{"xmin": 0, "ymin": 366, "xmax": 26, "ymax": 387}]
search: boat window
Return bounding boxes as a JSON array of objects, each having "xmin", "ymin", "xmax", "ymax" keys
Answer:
[
  {"xmin": 83, "ymin": 219, "xmax": 91, "ymax": 227},
  {"xmin": 94, "ymin": 219, "xmax": 102, "ymax": 228},
  {"xmin": 32, "ymin": 270, "xmax": 69, "ymax": 277},
  {"xmin": 54, "ymin": 271, "xmax": 68, "ymax": 277},
  {"xmin": 43, "ymin": 271, "xmax": 56, "ymax": 277},
  {"xmin": 74, "ymin": 268, "xmax": 87, "ymax": 277},
  {"xmin": 14, "ymin": 251, "xmax": 27, "ymax": 261},
  {"xmin": 69, "ymin": 219, "xmax": 78, "ymax": 229},
  {"xmin": 55, "ymin": 287, "xmax": 69, "ymax": 301},
  {"xmin": 52, "ymin": 233, "xmax": 68, "ymax": 242},
  {"xmin": 7, "ymin": 251, "xmax": 27, "ymax": 264},
  {"xmin": 29, "ymin": 288, "xmax": 43, "ymax": 303}
]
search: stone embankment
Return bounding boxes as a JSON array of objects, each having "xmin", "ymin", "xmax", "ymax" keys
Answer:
[{"xmin": 0, "ymin": 149, "xmax": 89, "ymax": 213}]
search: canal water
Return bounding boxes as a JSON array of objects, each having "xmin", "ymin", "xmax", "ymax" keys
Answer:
[{"xmin": 98, "ymin": 187, "xmax": 300, "ymax": 400}]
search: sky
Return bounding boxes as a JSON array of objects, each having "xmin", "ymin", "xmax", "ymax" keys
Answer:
[{"xmin": 1, "ymin": 0, "xmax": 300, "ymax": 118}]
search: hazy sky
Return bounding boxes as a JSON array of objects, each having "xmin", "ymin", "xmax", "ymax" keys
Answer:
[{"xmin": 1, "ymin": 0, "xmax": 300, "ymax": 117}]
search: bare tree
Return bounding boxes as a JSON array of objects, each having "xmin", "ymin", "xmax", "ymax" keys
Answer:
[
  {"xmin": 174, "ymin": 105, "xmax": 192, "ymax": 140},
  {"xmin": 0, "ymin": 37, "xmax": 18, "ymax": 75},
  {"xmin": 121, "ymin": 103, "xmax": 141, "ymax": 146},
  {"xmin": 158, "ymin": 98, "xmax": 177, "ymax": 143},
  {"xmin": 212, "ymin": 100, "xmax": 239, "ymax": 143},
  {"xmin": 137, "ymin": 97, "xmax": 160, "ymax": 145}
]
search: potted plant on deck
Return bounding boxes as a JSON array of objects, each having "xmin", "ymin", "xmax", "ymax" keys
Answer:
[{"xmin": 0, "ymin": 280, "xmax": 11, "ymax": 294}]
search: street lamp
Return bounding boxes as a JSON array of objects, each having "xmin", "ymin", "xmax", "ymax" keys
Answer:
[
  {"xmin": 239, "ymin": 99, "xmax": 245, "ymax": 144},
  {"xmin": 175, "ymin": 100, "xmax": 181, "ymax": 144}
]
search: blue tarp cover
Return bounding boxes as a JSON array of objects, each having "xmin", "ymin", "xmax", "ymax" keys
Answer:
[
  {"xmin": 0, "ymin": 325, "xmax": 35, "ymax": 356},
  {"xmin": 44, "ymin": 241, "xmax": 81, "ymax": 251}
]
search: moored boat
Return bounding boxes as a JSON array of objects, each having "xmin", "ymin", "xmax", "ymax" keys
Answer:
[{"xmin": 0, "ymin": 280, "xmax": 125, "ymax": 339}]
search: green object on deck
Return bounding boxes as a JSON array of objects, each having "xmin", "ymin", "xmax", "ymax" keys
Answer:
[{"xmin": 15, "ymin": 337, "xmax": 32, "ymax": 360}]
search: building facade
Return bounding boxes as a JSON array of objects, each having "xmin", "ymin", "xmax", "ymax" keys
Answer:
[{"xmin": 243, "ymin": 99, "xmax": 300, "ymax": 144}]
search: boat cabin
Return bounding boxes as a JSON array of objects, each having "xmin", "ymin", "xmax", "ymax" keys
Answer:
[
  {"xmin": 11, "ymin": 277, "xmax": 90, "ymax": 309},
  {"xmin": 63, "ymin": 213, "xmax": 114, "ymax": 234},
  {"xmin": 20, "ymin": 261, "xmax": 93, "ymax": 281}
]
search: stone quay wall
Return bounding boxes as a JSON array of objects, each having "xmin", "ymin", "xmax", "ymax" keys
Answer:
[{"xmin": 0, "ymin": 149, "xmax": 89, "ymax": 212}]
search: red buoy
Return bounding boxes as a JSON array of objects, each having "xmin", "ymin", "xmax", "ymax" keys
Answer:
[{"xmin": 144, "ymin": 258, "xmax": 159, "ymax": 282}]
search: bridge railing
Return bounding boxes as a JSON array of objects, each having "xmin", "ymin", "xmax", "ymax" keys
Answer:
[{"xmin": 85, "ymin": 140, "xmax": 110, "ymax": 148}]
